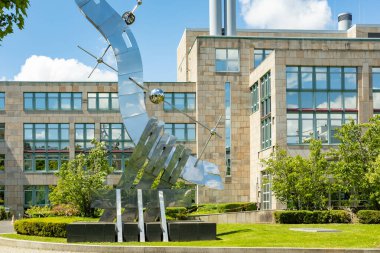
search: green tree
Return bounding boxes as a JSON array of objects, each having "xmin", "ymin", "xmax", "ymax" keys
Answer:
[
  {"xmin": 331, "ymin": 116, "xmax": 380, "ymax": 208},
  {"xmin": 49, "ymin": 140, "xmax": 114, "ymax": 217},
  {"xmin": 0, "ymin": 0, "xmax": 29, "ymax": 42},
  {"xmin": 263, "ymin": 139, "xmax": 332, "ymax": 210}
]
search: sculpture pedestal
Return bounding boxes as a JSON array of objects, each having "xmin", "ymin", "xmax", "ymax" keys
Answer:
[
  {"xmin": 168, "ymin": 221, "xmax": 216, "ymax": 241},
  {"xmin": 66, "ymin": 222, "xmax": 116, "ymax": 243}
]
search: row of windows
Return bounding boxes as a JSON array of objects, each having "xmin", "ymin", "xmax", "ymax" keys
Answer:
[
  {"xmin": 287, "ymin": 91, "xmax": 357, "ymax": 110},
  {"xmin": 24, "ymin": 93, "xmax": 82, "ymax": 111},
  {"xmin": 251, "ymin": 83, "xmax": 259, "ymax": 113},
  {"xmin": 261, "ymin": 72, "xmax": 272, "ymax": 150},
  {"xmin": 24, "ymin": 124, "xmax": 69, "ymax": 151},
  {"xmin": 24, "ymin": 186, "xmax": 50, "ymax": 207},
  {"xmin": 88, "ymin": 93, "xmax": 119, "ymax": 111},
  {"xmin": 164, "ymin": 93, "xmax": 196, "ymax": 112},
  {"xmin": 24, "ymin": 153, "xmax": 69, "ymax": 172},
  {"xmin": 286, "ymin": 67, "xmax": 357, "ymax": 90},
  {"xmin": 287, "ymin": 112, "xmax": 358, "ymax": 144},
  {"xmin": 164, "ymin": 124, "xmax": 196, "ymax": 141}
]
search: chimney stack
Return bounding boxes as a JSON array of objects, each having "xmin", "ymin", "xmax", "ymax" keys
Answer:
[
  {"xmin": 209, "ymin": 0, "xmax": 236, "ymax": 36},
  {"xmin": 209, "ymin": 0, "xmax": 222, "ymax": 36},
  {"xmin": 225, "ymin": 0, "xmax": 236, "ymax": 36},
  {"xmin": 338, "ymin": 13, "xmax": 352, "ymax": 31}
]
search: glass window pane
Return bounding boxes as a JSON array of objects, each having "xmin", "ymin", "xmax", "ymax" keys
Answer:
[
  {"xmin": 48, "ymin": 93, "xmax": 59, "ymax": 110},
  {"xmin": 286, "ymin": 72, "xmax": 298, "ymax": 89},
  {"xmin": 330, "ymin": 68, "xmax": 342, "ymax": 89},
  {"xmin": 187, "ymin": 124, "xmax": 196, "ymax": 141},
  {"xmin": 344, "ymin": 92, "xmax": 357, "ymax": 109},
  {"xmin": 286, "ymin": 92, "xmax": 298, "ymax": 109},
  {"xmin": 374, "ymin": 93, "xmax": 380, "ymax": 109},
  {"xmin": 227, "ymin": 60, "xmax": 240, "ymax": 72},
  {"xmin": 216, "ymin": 60, "xmax": 227, "ymax": 72},
  {"xmin": 373, "ymin": 72, "xmax": 380, "ymax": 90},
  {"xmin": 316, "ymin": 114, "xmax": 328, "ymax": 143},
  {"xmin": 287, "ymin": 118, "xmax": 299, "ymax": 136},
  {"xmin": 301, "ymin": 71, "xmax": 313, "ymax": 89},
  {"xmin": 36, "ymin": 189, "xmax": 46, "ymax": 205},
  {"xmin": 301, "ymin": 92, "xmax": 313, "ymax": 109},
  {"xmin": 316, "ymin": 71, "xmax": 327, "ymax": 90},
  {"xmin": 35, "ymin": 156, "xmax": 46, "ymax": 171},
  {"xmin": 174, "ymin": 124, "xmax": 185, "ymax": 141},
  {"xmin": 174, "ymin": 93, "xmax": 185, "ymax": 110},
  {"xmin": 315, "ymin": 92, "xmax": 328, "ymax": 109},
  {"xmin": 99, "ymin": 93, "xmax": 109, "ymax": 110},
  {"xmin": 228, "ymin": 49, "xmax": 239, "ymax": 60},
  {"xmin": 187, "ymin": 94, "xmax": 196, "ymax": 111},
  {"xmin": 35, "ymin": 93, "xmax": 46, "ymax": 110},
  {"xmin": 35, "ymin": 125, "xmax": 46, "ymax": 140},
  {"xmin": 73, "ymin": 93, "xmax": 82, "ymax": 110},
  {"xmin": 344, "ymin": 73, "xmax": 357, "ymax": 90},
  {"xmin": 330, "ymin": 92, "xmax": 343, "ymax": 109},
  {"xmin": 24, "ymin": 190, "xmax": 33, "ymax": 206},
  {"xmin": 111, "ymin": 94, "xmax": 119, "ymax": 110},
  {"xmin": 216, "ymin": 49, "xmax": 226, "ymax": 60}
]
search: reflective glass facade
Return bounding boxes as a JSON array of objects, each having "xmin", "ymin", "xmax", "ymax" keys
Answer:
[
  {"xmin": 24, "ymin": 93, "xmax": 82, "ymax": 111},
  {"xmin": 225, "ymin": 82, "xmax": 231, "ymax": 176},
  {"xmin": 88, "ymin": 93, "xmax": 119, "ymax": 111},
  {"xmin": 164, "ymin": 123, "xmax": 196, "ymax": 141},
  {"xmin": 261, "ymin": 72, "xmax": 271, "ymax": 149},
  {"xmin": 373, "ymin": 68, "xmax": 380, "ymax": 113},
  {"xmin": 215, "ymin": 49, "xmax": 240, "ymax": 72},
  {"xmin": 253, "ymin": 49, "xmax": 273, "ymax": 68},
  {"xmin": 164, "ymin": 93, "xmax": 196, "ymax": 112},
  {"xmin": 24, "ymin": 185, "xmax": 50, "ymax": 207},
  {"xmin": 286, "ymin": 67, "xmax": 358, "ymax": 144},
  {"xmin": 75, "ymin": 124, "xmax": 95, "ymax": 151}
]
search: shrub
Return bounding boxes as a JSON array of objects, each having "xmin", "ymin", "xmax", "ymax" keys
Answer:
[
  {"xmin": 25, "ymin": 206, "xmax": 52, "ymax": 218},
  {"xmin": 193, "ymin": 202, "xmax": 257, "ymax": 215},
  {"xmin": 274, "ymin": 210, "xmax": 351, "ymax": 224},
  {"xmin": 166, "ymin": 207, "xmax": 187, "ymax": 220},
  {"xmin": 51, "ymin": 204, "xmax": 80, "ymax": 217},
  {"xmin": 0, "ymin": 206, "xmax": 7, "ymax": 220},
  {"xmin": 14, "ymin": 217, "xmax": 97, "ymax": 238},
  {"xmin": 357, "ymin": 210, "xmax": 380, "ymax": 224}
]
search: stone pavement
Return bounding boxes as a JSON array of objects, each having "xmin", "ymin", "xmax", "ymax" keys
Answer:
[{"xmin": 0, "ymin": 220, "xmax": 15, "ymax": 234}]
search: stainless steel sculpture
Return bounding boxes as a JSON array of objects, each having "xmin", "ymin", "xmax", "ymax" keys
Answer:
[{"xmin": 74, "ymin": 0, "xmax": 224, "ymax": 240}]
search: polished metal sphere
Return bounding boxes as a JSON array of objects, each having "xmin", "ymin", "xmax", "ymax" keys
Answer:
[{"xmin": 149, "ymin": 88, "xmax": 165, "ymax": 104}]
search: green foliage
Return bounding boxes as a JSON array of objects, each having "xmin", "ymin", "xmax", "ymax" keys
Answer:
[
  {"xmin": 0, "ymin": 206, "xmax": 7, "ymax": 220},
  {"xmin": 0, "ymin": 0, "xmax": 29, "ymax": 42},
  {"xmin": 14, "ymin": 217, "xmax": 97, "ymax": 238},
  {"xmin": 165, "ymin": 207, "xmax": 187, "ymax": 220},
  {"xmin": 274, "ymin": 210, "xmax": 351, "ymax": 224},
  {"xmin": 49, "ymin": 140, "xmax": 114, "ymax": 217},
  {"xmin": 357, "ymin": 210, "xmax": 380, "ymax": 224},
  {"xmin": 263, "ymin": 139, "xmax": 332, "ymax": 210},
  {"xmin": 51, "ymin": 204, "xmax": 80, "ymax": 217},
  {"xmin": 25, "ymin": 206, "xmax": 52, "ymax": 218},
  {"xmin": 331, "ymin": 116, "xmax": 380, "ymax": 209}
]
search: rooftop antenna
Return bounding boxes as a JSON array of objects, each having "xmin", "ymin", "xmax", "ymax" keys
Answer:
[{"xmin": 77, "ymin": 44, "xmax": 118, "ymax": 78}]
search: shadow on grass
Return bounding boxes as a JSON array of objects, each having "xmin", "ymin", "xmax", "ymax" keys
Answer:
[{"xmin": 218, "ymin": 229, "xmax": 253, "ymax": 237}]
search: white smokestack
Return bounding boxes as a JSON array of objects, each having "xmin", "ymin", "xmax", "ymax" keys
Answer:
[
  {"xmin": 209, "ymin": 0, "xmax": 222, "ymax": 36},
  {"xmin": 225, "ymin": 0, "xmax": 236, "ymax": 36},
  {"xmin": 338, "ymin": 13, "xmax": 352, "ymax": 31}
]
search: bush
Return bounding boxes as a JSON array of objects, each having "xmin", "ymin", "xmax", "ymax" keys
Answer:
[
  {"xmin": 357, "ymin": 210, "xmax": 380, "ymax": 224},
  {"xmin": 25, "ymin": 206, "xmax": 52, "ymax": 218},
  {"xmin": 0, "ymin": 206, "xmax": 7, "ymax": 220},
  {"xmin": 14, "ymin": 217, "xmax": 97, "ymax": 238},
  {"xmin": 274, "ymin": 210, "xmax": 351, "ymax": 224},
  {"xmin": 166, "ymin": 207, "xmax": 187, "ymax": 220},
  {"xmin": 193, "ymin": 202, "xmax": 257, "ymax": 215},
  {"xmin": 51, "ymin": 204, "xmax": 80, "ymax": 217}
]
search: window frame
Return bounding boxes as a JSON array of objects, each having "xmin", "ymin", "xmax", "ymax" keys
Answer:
[
  {"xmin": 260, "ymin": 72, "xmax": 272, "ymax": 150},
  {"xmin": 215, "ymin": 48, "xmax": 240, "ymax": 73},
  {"xmin": 164, "ymin": 123, "xmax": 196, "ymax": 142},
  {"xmin": 163, "ymin": 92, "xmax": 196, "ymax": 112},
  {"xmin": 23, "ymin": 93, "xmax": 82, "ymax": 111},
  {"xmin": 87, "ymin": 93, "xmax": 119, "ymax": 112},
  {"xmin": 24, "ymin": 185, "xmax": 50, "ymax": 207}
]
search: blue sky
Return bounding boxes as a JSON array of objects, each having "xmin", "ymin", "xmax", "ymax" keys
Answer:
[{"xmin": 0, "ymin": 0, "xmax": 380, "ymax": 82}]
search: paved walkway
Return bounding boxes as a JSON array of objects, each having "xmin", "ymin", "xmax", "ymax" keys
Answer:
[{"xmin": 0, "ymin": 220, "xmax": 15, "ymax": 234}]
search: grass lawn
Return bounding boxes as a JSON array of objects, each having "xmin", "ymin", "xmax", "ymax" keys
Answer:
[{"xmin": 2, "ymin": 223, "xmax": 380, "ymax": 248}]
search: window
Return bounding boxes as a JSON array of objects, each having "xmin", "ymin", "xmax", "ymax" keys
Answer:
[
  {"xmin": 286, "ymin": 66, "xmax": 358, "ymax": 144},
  {"xmin": 100, "ymin": 123, "xmax": 133, "ymax": 151},
  {"xmin": 108, "ymin": 153, "xmax": 131, "ymax": 172},
  {"xmin": 215, "ymin": 49, "xmax": 240, "ymax": 72},
  {"xmin": 0, "ymin": 154, "xmax": 4, "ymax": 172},
  {"xmin": 250, "ymin": 83, "xmax": 259, "ymax": 113},
  {"xmin": 164, "ymin": 93, "xmax": 196, "ymax": 112},
  {"xmin": 261, "ymin": 172, "xmax": 272, "ymax": 210},
  {"xmin": 24, "ymin": 124, "xmax": 69, "ymax": 151},
  {"xmin": 373, "ymin": 68, "xmax": 380, "ymax": 113},
  {"xmin": 164, "ymin": 124, "xmax": 196, "ymax": 141},
  {"xmin": 261, "ymin": 72, "xmax": 271, "ymax": 150},
  {"xmin": 225, "ymin": 82, "xmax": 231, "ymax": 176},
  {"xmin": 88, "ymin": 93, "xmax": 119, "ymax": 111},
  {"xmin": 0, "ymin": 123, "xmax": 4, "ymax": 140},
  {"xmin": 24, "ymin": 93, "xmax": 82, "ymax": 111},
  {"xmin": 0, "ymin": 93, "xmax": 4, "ymax": 110},
  {"xmin": 253, "ymin": 49, "xmax": 273, "ymax": 68},
  {"xmin": 24, "ymin": 185, "xmax": 50, "ymax": 207},
  {"xmin": 0, "ymin": 186, "xmax": 4, "ymax": 206},
  {"xmin": 24, "ymin": 153, "xmax": 69, "ymax": 173},
  {"xmin": 75, "ymin": 124, "xmax": 95, "ymax": 151}
]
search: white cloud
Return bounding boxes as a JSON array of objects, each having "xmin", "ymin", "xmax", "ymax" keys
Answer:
[
  {"xmin": 239, "ymin": 0, "xmax": 332, "ymax": 29},
  {"xmin": 0, "ymin": 77, "xmax": 6, "ymax": 81},
  {"xmin": 13, "ymin": 55, "xmax": 117, "ymax": 82}
]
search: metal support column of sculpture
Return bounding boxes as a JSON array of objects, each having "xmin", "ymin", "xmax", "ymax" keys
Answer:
[{"xmin": 74, "ymin": 0, "xmax": 224, "ymax": 242}]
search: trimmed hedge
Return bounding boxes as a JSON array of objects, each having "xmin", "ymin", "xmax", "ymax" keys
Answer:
[
  {"xmin": 14, "ymin": 217, "xmax": 97, "ymax": 238},
  {"xmin": 274, "ymin": 210, "xmax": 351, "ymax": 224},
  {"xmin": 357, "ymin": 210, "xmax": 380, "ymax": 224},
  {"xmin": 192, "ymin": 202, "xmax": 257, "ymax": 215}
]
